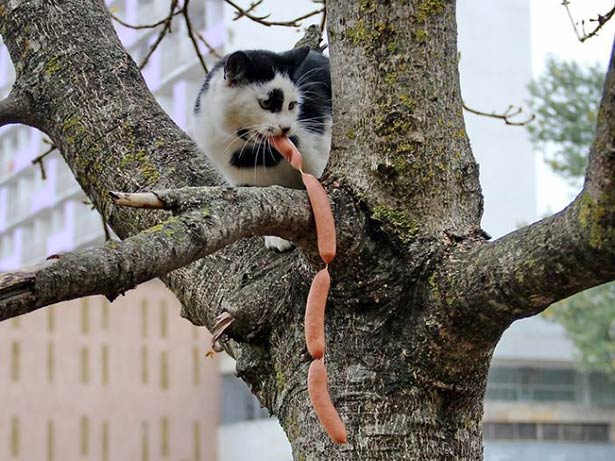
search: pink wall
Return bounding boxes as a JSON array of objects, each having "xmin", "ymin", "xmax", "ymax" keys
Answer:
[{"xmin": 0, "ymin": 280, "xmax": 220, "ymax": 461}]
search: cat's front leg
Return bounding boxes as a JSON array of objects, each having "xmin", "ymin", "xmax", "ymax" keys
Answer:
[{"xmin": 264, "ymin": 236, "xmax": 295, "ymax": 252}]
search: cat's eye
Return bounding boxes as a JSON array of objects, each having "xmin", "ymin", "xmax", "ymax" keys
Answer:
[
  {"xmin": 288, "ymin": 101, "xmax": 297, "ymax": 110},
  {"xmin": 259, "ymin": 99, "xmax": 271, "ymax": 110}
]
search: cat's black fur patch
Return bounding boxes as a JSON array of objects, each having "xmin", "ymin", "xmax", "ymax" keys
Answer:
[
  {"xmin": 264, "ymin": 88, "xmax": 284, "ymax": 113},
  {"xmin": 229, "ymin": 135, "xmax": 300, "ymax": 168},
  {"xmin": 293, "ymin": 52, "xmax": 331, "ymax": 135},
  {"xmin": 230, "ymin": 144, "xmax": 283, "ymax": 168}
]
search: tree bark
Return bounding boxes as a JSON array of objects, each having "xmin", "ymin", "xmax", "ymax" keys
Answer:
[{"xmin": 1, "ymin": 1, "xmax": 614, "ymax": 460}]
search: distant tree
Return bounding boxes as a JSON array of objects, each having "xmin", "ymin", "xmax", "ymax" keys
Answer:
[
  {"xmin": 527, "ymin": 57, "xmax": 604, "ymax": 183},
  {"xmin": 528, "ymin": 58, "xmax": 615, "ymax": 377}
]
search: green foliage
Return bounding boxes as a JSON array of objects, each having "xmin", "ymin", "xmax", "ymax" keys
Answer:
[
  {"xmin": 544, "ymin": 284, "xmax": 615, "ymax": 376},
  {"xmin": 527, "ymin": 57, "xmax": 604, "ymax": 183},
  {"xmin": 530, "ymin": 58, "xmax": 615, "ymax": 376}
]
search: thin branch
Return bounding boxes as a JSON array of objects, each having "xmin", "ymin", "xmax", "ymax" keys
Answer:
[
  {"xmin": 462, "ymin": 102, "xmax": 535, "ymax": 126},
  {"xmin": 109, "ymin": 9, "xmax": 183, "ymax": 30},
  {"xmin": 138, "ymin": 0, "xmax": 179, "ymax": 70},
  {"xmin": 224, "ymin": 0, "xmax": 324, "ymax": 28},
  {"xmin": 562, "ymin": 0, "xmax": 615, "ymax": 43},
  {"xmin": 182, "ymin": 0, "xmax": 208, "ymax": 73},
  {"xmin": 31, "ymin": 145, "xmax": 57, "ymax": 181},
  {"xmin": 0, "ymin": 186, "xmax": 313, "ymax": 322},
  {"xmin": 195, "ymin": 30, "xmax": 222, "ymax": 59}
]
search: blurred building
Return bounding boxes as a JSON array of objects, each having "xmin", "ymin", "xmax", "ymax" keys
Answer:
[{"xmin": 0, "ymin": 1, "xmax": 613, "ymax": 461}]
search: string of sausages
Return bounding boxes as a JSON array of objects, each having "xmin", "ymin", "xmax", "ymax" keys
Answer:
[{"xmin": 269, "ymin": 136, "xmax": 348, "ymax": 445}]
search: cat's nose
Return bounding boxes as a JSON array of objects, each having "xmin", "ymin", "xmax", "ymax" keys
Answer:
[{"xmin": 280, "ymin": 126, "xmax": 291, "ymax": 135}]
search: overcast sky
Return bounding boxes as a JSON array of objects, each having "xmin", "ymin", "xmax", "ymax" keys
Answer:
[{"xmin": 531, "ymin": 0, "xmax": 615, "ymax": 214}]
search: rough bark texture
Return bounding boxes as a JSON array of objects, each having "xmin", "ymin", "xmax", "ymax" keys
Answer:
[{"xmin": 1, "ymin": 1, "xmax": 615, "ymax": 460}]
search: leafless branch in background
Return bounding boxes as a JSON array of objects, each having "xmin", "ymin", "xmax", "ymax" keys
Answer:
[
  {"xmin": 224, "ymin": 0, "xmax": 324, "ymax": 28},
  {"xmin": 182, "ymin": 0, "xmax": 209, "ymax": 72},
  {"xmin": 31, "ymin": 144, "xmax": 57, "ymax": 180},
  {"xmin": 463, "ymin": 102, "xmax": 535, "ymax": 126},
  {"xmin": 562, "ymin": 0, "xmax": 615, "ymax": 43},
  {"xmin": 137, "ymin": 0, "xmax": 179, "ymax": 69},
  {"xmin": 109, "ymin": 8, "xmax": 183, "ymax": 30}
]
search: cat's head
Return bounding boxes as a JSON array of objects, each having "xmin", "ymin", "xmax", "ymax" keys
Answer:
[{"xmin": 219, "ymin": 47, "xmax": 310, "ymax": 141}]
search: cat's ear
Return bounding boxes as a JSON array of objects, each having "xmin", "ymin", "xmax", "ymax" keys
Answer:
[
  {"xmin": 224, "ymin": 51, "xmax": 251, "ymax": 85},
  {"xmin": 281, "ymin": 46, "xmax": 310, "ymax": 67}
]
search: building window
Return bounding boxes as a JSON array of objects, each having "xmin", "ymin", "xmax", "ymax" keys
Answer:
[
  {"xmin": 141, "ymin": 346, "xmax": 149, "ymax": 384},
  {"xmin": 80, "ymin": 416, "xmax": 89, "ymax": 456},
  {"xmin": 141, "ymin": 421, "xmax": 150, "ymax": 461},
  {"xmin": 160, "ymin": 301, "xmax": 168, "ymax": 339},
  {"xmin": 11, "ymin": 341, "xmax": 20, "ymax": 382},
  {"xmin": 221, "ymin": 375, "xmax": 269, "ymax": 424},
  {"xmin": 47, "ymin": 420, "xmax": 54, "ymax": 461},
  {"xmin": 193, "ymin": 422, "xmax": 201, "ymax": 461},
  {"xmin": 588, "ymin": 373, "xmax": 615, "ymax": 406},
  {"xmin": 47, "ymin": 341, "xmax": 55, "ymax": 383},
  {"xmin": 160, "ymin": 351, "xmax": 169, "ymax": 390},
  {"xmin": 80, "ymin": 347, "xmax": 90, "ymax": 384},
  {"xmin": 484, "ymin": 422, "xmax": 610, "ymax": 442},
  {"xmin": 487, "ymin": 366, "xmax": 615, "ymax": 405},
  {"xmin": 102, "ymin": 421, "xmax": 109, "ymax": 461},
  {"xmin": 102, "ymin": 345, "xmax": 109, "ymax": 385},
  {"xmin": 10, "ymin": 416, "xmax": 19, "ymax": 456},
  {"xmin": 161, "ymin": 416, "xmax": 169, "ymax": 457},
  {"xmin": 193, "ymin": 346, "xmax": 200, "ymax": 386},
  {"xmin": 141, "ymin": 299, "xmax": 148, "ymax": 338},
  {"xmin": 487, "ymin": 367, "xmax": 577, "ymax": 402}
]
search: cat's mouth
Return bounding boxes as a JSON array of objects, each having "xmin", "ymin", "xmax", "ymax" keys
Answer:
[{"xmin": 236, "ymin": 128, "xmax": 278, "ymax": 143}]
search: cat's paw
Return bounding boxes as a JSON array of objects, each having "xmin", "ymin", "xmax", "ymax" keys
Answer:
[{"xmin": 265, "ymin": 236, "xmax": 295, "ymax": 253}]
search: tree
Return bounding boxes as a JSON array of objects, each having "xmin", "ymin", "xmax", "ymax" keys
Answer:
[
  {"xmin": 527, "ymin": 57, "xmax": 605, "ymax": 183},
  {"xmin": 528, "ymin": 58, "xmax": 615, "ymax": 377},
  {"xmin": 0, "ymin": 2, "xmax": 614, "ymax": 460}
]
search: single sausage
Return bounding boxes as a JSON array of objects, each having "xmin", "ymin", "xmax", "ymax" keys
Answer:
[
  {"xmin": 269, "ymin": 135, "xmax": 303, "ymax": 171},
  {"xmin": 305, "ymin": 269, "xmax": 330, "ymax": 359},
  {"xmin": 302, "ymin": 173, "xmax": 336, "ymax": 263},
  {"xmin": 308, "ymin": 359, "xmax": 348, "ymax": 444}
]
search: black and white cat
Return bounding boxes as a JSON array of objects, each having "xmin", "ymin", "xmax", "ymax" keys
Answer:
[{"xmin": 193, "ymin": 46, "xmax": 332, "ymax": 251}]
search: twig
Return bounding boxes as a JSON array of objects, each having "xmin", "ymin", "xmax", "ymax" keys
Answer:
[
  {"xmin": 110, "ymin": 191, "xmax": 165, "ymax": 209},
  {"xmin": 224, "ymin": 0, "xmax": 324, "ymax": 28},
  {"xmin": 195, "ymin": 30, "xmax": 222, "ymax": 59},
  {"xmin": 138, "ymin": 0, "xmax": 179, "ymax": 70},
  {"xmin": 561, "ymin": 0, "xmax": 615, "ymax": 43},
  {"xmin": 182, "ymin": 0, "xmax": 209, "ymax": 73},
  {"xmin": 463, "ymin": 102, "xmax": 535, "ymax": 126},
  {"xmin": 109, "ymin": 10, "xmax": 183, "ymax": 30},
  {"xmin": 31, "ymin": 145, "xmax": 57, "ymax": 181}
]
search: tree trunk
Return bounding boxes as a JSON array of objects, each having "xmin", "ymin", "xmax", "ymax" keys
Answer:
[{"xmin": 1, "ymin": 1, "xmax": 614, "ymax": 460}]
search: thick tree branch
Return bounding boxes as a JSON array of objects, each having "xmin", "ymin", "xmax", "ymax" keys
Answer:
[
  {"xmin": 0, "ymin": 89, "xmax": 33, "ymax": 127},
  {"xmin": 0, "ymin": 186, "xmax": 313, "ymax": 322},
  {"xmin": 439, "ymin": 37, "xmax": 615, "ymax": 329}
]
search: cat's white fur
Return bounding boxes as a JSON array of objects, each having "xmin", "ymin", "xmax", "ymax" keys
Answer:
[{"xmin": 193, "ymin": 69, "xmax": 332, "ymax": 251}]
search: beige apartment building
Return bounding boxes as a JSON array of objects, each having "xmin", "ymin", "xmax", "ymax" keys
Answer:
[{"xmin": 0, "ymin": 282, "xmax": 220, "ymax": 461}]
